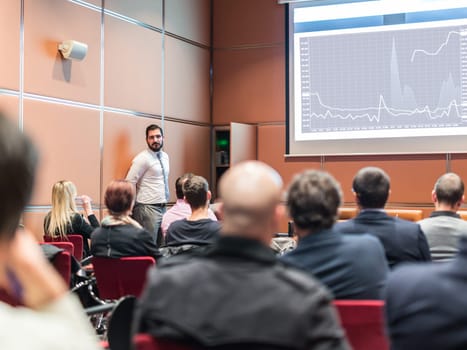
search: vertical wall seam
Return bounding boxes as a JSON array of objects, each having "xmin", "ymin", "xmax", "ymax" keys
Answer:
[
  {"xmin": 161, "ymin": 0, "xmax": 166, "ymax": 129},
  {"xmin": 99, "ymin": 0, "xmax": 105, "ymax": 214},
  {"xmin": 19, "ymin": 0, "xmax": 25, "ymax": 131}
]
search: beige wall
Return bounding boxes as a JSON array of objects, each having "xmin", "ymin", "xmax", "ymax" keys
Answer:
[{"xmin": 0, "ymin": 0, "xmax": 211, "ymax": 240}]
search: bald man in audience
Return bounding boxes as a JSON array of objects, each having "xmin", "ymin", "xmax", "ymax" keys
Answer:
[
  {"xmin": 0, "ymin": 113, "xmax": 100, "ymax": 350},
  {"xmin": 334, "ymin": 166, "xmax": 431, "ymax": 268},
  {"xmin": 133, "ymin": 161, "xmax": 350, "ymax": 350},
  {"xmin": 418, "ymin": 172, "xmax": 467, "ymax": 261},
  {"xmin": 281, "ymin": 170, "xmax": 388, "ymax": 300}
]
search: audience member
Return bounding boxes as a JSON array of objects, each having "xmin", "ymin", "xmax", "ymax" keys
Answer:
[
  {"xmin": 165, "ymin": 175, "xmax": 220, "ymax": 247},
  {"xmin": 385, "ymin": 235, "xmax": 467, "ymax": 349},
  {"xmin": 334, "ymin": 166, "xmax": 431, "ymax": 268},
  {"xmin": 281, "ymin": 170, "xmax": 388, "ymax": 299},
  {"xmin": 0, "ymin": 113, "xmax": 100, "ymax": 350},
  {"xmin": 126, "ymin": 124, "xmax": 169, "ymax": 246},
  {"xmin": 418, "ymin": 172, "xmax": 467, "ymax": 261},
  {"xmin": 133, "ymin": 161, "xmax": 350, "ymax": 349},
  {"xmin": 161, "ymin": 173, "xmax": 217, "ymax": 236},
  {"xmin": 91, "ymin": 180, "xmax": 159, "ymax": 259},
  {"xmin": 44, "ymin": 180, "xmax": 99, "ymax": 257}
]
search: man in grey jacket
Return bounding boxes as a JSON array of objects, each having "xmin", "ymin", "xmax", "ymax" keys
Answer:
[{"xmin": 418, "ymin": 172, "xmax": 467, "ymax": 261}]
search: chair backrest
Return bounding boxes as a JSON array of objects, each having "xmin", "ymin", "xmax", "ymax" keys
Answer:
[
  {"xmin": 52, "ymin": 250, "xmax": 72, "ymax": 285},
  {"xmin": 67, "ymin": 234, "xmax": 84, "ymax": 260},
  {"xmin": 40, "ymin": 242, "xmax": 72, "ymax": 285},
  {"xmin": 43, "ymin": 234, "xmax": 84, "ymax": 261},
  {"xmin": 458, "ymin": 210, "xmax": 467, "ymax": 220},
  {"xmin": 133, "ymin": 334, "xmax": 195, "ymax": 350},
  {"xmin": 92, "ymin": 256, "xmax": 156, "ymax": 300},
  {"xmin": 385, "ymin": 209, "xmax": 423, "ymax": 222},
  {"xmin": 338, "ymin": 207, "xmax": 358, "ymax": 221},
  {"xmin": 45, "ymin": 241, "xmax": 75, "ymax": 258},
  {"xmin": 333, "ymin": 300, "xmax": 389, "ymax": 350}
]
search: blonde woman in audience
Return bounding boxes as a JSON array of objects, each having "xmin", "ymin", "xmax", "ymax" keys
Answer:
[{"xmin": 44, "ymin": 180, "xmax": 99, "ymax": 257}]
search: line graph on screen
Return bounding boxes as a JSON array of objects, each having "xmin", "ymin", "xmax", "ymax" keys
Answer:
[{"xmin": 296, "ymin": 22, "xmax": 467, "ymax": 140}]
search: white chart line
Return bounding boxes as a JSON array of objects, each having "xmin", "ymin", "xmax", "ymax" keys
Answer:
[
  {"xmin": 306, "ymin": 92, "xmax": 461, "ymax": 122},
  {"xmin": 410, "ymin": 30, "xmax": 462, "ymax": 62}
]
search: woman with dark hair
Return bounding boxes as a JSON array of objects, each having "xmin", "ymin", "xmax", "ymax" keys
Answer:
[{"xmin": 90, "ymin": 180, "xmax": 159, "ymax": 259}]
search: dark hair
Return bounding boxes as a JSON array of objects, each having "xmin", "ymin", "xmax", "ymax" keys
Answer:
[
  {"xmin": 145, "ymin": 124, "xmax": 163, "ymax": 138},
  {"xmin": 105, "ymin": 180, "xmax": 135, "ymax": 215},
  {"xmin": 0, "ymin": 113, "xmax": 38, "ymax": 239},
  {"xmin": 183, "ymin": 175, "xmax": 209, "ymax": 210},
  {"xmin": 352, "ymin": 167, "xmax": 390, "ymax": 209},
  {"xmin": 434, "ymin": 173, "xmax": 464, "ymax": 206},
  {"xmin": 287, "ymin": 170, "xmax": 342, "ymax": 232},
  {"xmin": 175, "ymin": 173, "xmax": 194, "ymax": 199}
]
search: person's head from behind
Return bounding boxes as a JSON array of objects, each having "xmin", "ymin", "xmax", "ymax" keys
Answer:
[
  {"xmin": 145, "ymin": 124, "xmax": 164, "ymax": 152},
  {"xmin": 352, "ymin": 167, "xmax": 390, "ymax": 209},
  {"xmin": 183, "ymin": 175, "xmax": 211, "ymax": 211},
  {"xmin": 51, "ymin": 180, "xmax": 77, "ymax": 213},
  {"xmin": 218, "ymin": 161, "xmax": 283, "ymax": 244},
  {"xmin": 433, "ymin": 173, "xmax": 464, "ymax": 210},
  {"xmin": 287, "ymin": 170, "xmax": 342, "ymax": 236},
  {"xmin": 105, "ymin": 180, "xmax": 135, "ymax": 216},
  {"xmin": 175, "ymin": 173, "xmax": 194, "ymax": 200},
  {"xmin": 47, "ymin": 180, "xmax": 78, "ymax": 237},
  {"xmin": 0, "ymin": 113, "xmax": 38, "ymax": 242}
]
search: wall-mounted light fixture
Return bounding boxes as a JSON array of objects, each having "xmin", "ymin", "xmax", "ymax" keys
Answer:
[{"xmin": 58, "ymin": 40, "xmax": 88, "ymax": 60}]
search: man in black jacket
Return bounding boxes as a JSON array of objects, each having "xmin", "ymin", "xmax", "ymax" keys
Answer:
[
  {"xmin": 334, "ymin": 166, "xmax": 431, "ymax": 268},
  {"xmin": 133, "ymin": 161, "xmax": 350, "ymax": 350}
]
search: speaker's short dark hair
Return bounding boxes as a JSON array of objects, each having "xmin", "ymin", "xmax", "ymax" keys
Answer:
[
  {"xmin": 145, "ymin": 124, "xmax": 163, "ymax": 138},
  {"xmin": 352, "ymin": 167, "xmax": 390, "ymax": 208},
  {"xmin": 0, "ymin": 113, "xmax": 38, "ymax": 239},
  {"xmin": 287, "ymin": 170, "xmax": 342, "ymax": 232}
]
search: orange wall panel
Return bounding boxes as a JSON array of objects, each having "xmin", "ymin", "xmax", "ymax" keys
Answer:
[
  {"xmin": 0, "ymin": 0, "xmax": 20, "ymax": 90},
  {"xmin": 213, "ymin": 0, "xmax": 284, "ymax": 47},
  {"xmin": 451, "ymin": 154, "xmax": 467, "ymax": 186},
  {"xmin": 258, "ymin": 125, "xmax": 321, "ymax": 186},
  {"xmin": 324, "ymin": 155, "xmax": 447, "ymax": 205},
  {"xmin": 166, "ymin": 0, "xmax": 211, "ymax": 46},
  {"xmin": 0, "ymin": 95, "xmax": 19, "ymax": 126},
  {"xmin": 163, "ymin": 121, "xmax": 212, "ymax": 189},
  {"xmin": 104, "ymin": 16, "xmax": 162, "ymax": 114},
  {"xmin": 213, "ymin": 46, "xmax": 285, "ymax": 124},
  {"xmin": 23, "ymin": 99, "xmax": 101, "ymax": 206},
  {"xmin": 165, "ymin": 37, "xmax": 210, "ymax": 123},
  {"xmin": 105, "ymin": 0, "xmax": 162, "ymax": 28},
  {"xmin": 24, "ymin": 0, "xmax": 101, "ymax": 104},
  {"xmin": 22, "ymin": 211, "xmax": 48, "ymax": 242}
]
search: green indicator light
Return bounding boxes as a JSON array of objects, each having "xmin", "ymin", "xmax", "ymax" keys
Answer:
[{"xmin": 217, "ymin": 139, "xmax": 229, "ymax": 147}]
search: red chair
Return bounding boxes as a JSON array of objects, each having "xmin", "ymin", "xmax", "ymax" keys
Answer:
[
  {"xmin": 92, "ymin": 256, "xmax": 155, "ymax": 300},
  {"xmin": 333, "ymin": 300, "xmax": 389, "ymax": 350},
  {"xmin": 0, "ymin": 248, "xmax": 72, "ymax": 307},
  {"xmin": 52, "ymin": 250, "xmax": 72, "ymax": 285},
  {"xmin": 44, "ymin": 234, "xmax": 84, "ymax": 261},
  {"xmin": 44, "ymin": 241, "xmax": 75, "ymax": 258},
  {"xmin": 133, "ymin": 334, "xmax": 195, "ymax": 350}
]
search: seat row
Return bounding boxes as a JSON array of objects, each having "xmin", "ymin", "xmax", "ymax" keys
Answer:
[{"xmin": 338, "ymin": 207, "xmax": 467, "ymax": 222}]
